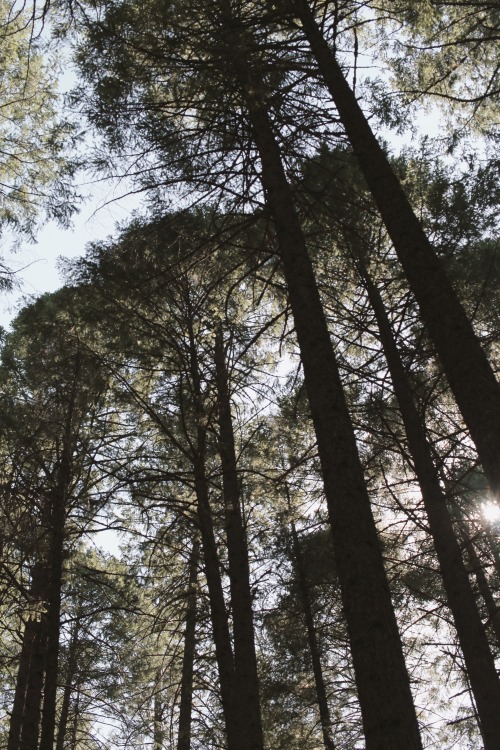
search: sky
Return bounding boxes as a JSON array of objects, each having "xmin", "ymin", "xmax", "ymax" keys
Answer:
[{"xmin": 0, "ymin": 178, "xmax": 144, "ymax": 330}]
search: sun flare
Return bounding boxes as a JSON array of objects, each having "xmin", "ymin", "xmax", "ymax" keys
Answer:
[{"xmin": 481, "ymin": 501, "xmax": 500, "ymax": 524}]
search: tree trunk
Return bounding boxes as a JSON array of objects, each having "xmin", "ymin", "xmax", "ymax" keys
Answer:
[
  {"xmin": 8, "ymin": 562, "xmax": 49, "ymax": 750},
  {"xmin": 290, "ymin": 519, "xmax": 336, "ymax": 750},
  {"xmin": 214, "ymin": 326, "xmax": 265, "ymax": 750},
  {"xmin": 177, "ymin": 539, "xmax": 199, "ymax": 750},
  {"xmin": 153, "ymin": 668, "xmax": 164, "ymax": 750},
  {"xmin": 55, "ymin": 618, "xmax": 80, "ymax": 750},
  {"xmin": 361, "ymin": 265, "xmax": 500, "ymax": 750},
  {"xmin": 39, "ymin": 361, "xmax": 78, "ymax": 750},
  {"xmin": 69, "ymin": 688, "xmax": 80, "ymax": 750},
  {"xmin": 38, "ymin": 465, "xmax": 70, "ymax": 750},
  {"xmin": 193, "ymin": 457, "xmax": 244, "ymax": 750},
  {"xmin": 185, "ymin": 316, "xmax": 242, "ymax": 750},
  {"xmin": 38, "ymin": 518, "xmax": 65, "ymax": 750},
  {"xmin": 224, "ymin": 64, "xmax": 423, "ymax": 749},
  {"xmin": 291, "ymin": 0, "xmax": 500, "ymax": 494}
]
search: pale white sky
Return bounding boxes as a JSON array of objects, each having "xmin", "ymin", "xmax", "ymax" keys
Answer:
[{"xmin": 0, "ymin": 181, "xmax": 144, "ymax": 329}]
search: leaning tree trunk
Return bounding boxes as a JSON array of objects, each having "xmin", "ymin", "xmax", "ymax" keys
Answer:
[
  {"xmin": 290, "ymin": 518, "xmax": 336, "ymax": 750},
  {"xmin": 360, "ymin": 263, "xmax": 500, "ymax": 750},
  {"xmin": 177, "ymin": 539, "xmax": 200, "ymax": 750},
  {"xmin": 214, "ymin": 326, "xmax": 265, "ymax": 750},
  {"xmin": 8, "ymin": 562, "xmax": 49, "ymax": 750},
  {"xmin": 290, "ymin": 0, "xmax": 500, "ymax": 495},
  {"xmin": 215, "ymin": 22, "xmax": 423, "ymax": 744},
  {"xmin": 69, "ymin": 688, "xmax": 80, "ymax": 750}
]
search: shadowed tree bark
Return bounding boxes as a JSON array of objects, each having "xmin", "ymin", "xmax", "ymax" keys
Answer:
[
  {"xmin": 288, "ymin": 0, "xmax": 500, "ymax": 495},
  {"xmin": 213, "ymin": 7, "xmax": 423, "ymax": 744},
  {"xmin": 39, "ymin": 357, "xmax": 80, "ymax": 750},
  {"xmin": 359, "ymin": 259, "xmax": 500, "ymax": 750},
  {"xmin": 7, "ymin": 563, "xmax": 49, "ymax": 750},
  {"xmin": 186, "ymin": 308, "xmax": 246, "ymax": 750},
  {"xmin": 459, "ymin": 525, "xmax": 500, "ymax": 648},
  {"xmin": 290, "ymin": 515, "xmax": 336, "ymax": 750},
  {"xmin": 55, "ymin": 617, "xmax": 81, "ymax": 750},
  {"xmin": 177, "ymin": 540, "xmax": 199, "ymax": 750},
  {"xmin": 214, "ymin": 325, "xmax": 265, "ymax": 750}
]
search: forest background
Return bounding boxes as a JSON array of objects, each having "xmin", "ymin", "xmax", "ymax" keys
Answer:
[{"xmin": 0, "ymin": 2, "xmax": 499, "ymax": 750}]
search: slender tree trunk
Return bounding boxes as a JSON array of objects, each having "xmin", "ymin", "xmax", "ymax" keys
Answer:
[
  {"xmin": 290, "ymin": 0, "xmax": 500, "ymax": 494},
  {"xmin": 37, "ymin": 509, "xmax": 65, "ymax": 750},
  {"xmin": 69, "ymin": 688, "xmax": 79, "ymax": 750},
  {"xmin": 39, "ymin": 357, "xmax": 79, "ymax": 750},
  {"xmin": 38, "ymin": 467, "xmax": 70, "ymax": 750},
  {"xmin": 55, "ymin": 619, "xmax": 80, "ymax": 750},
  {"xmin": 8, "ymin": 562, "xmax": 49, "ymax": 750},
  {"xmin": 361, "ymin": 265, "xmax": 500, "ymax": 750},
  {"xmin": 290, "ymin": 518, "xmax": 336, "ymax": 750},
  {"xmin": 177, "ymin": 539, "xmax": 199, "ymax": 750},
  {"xmin": 185, "ymin": 315, "xmax": 242, "ymax": 750},
  {"xmin": 219, "ymin": 43, "xmax": 422, "ymax": 747},
  {"xmin": 214, "ymin": 326, "xmax": 264, "ymax": 750},
  {"xmin": 153, "ymin": 668, "xmax": 164, "ymax": 750},
  {"xmin": 193, "ymin": 458, "xmax": 243, "ymax": 750}
]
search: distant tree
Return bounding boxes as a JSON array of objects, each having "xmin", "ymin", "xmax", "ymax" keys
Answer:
[{"xmin": 0, "ymin": 288, "xmax": 120, "ymax": 750}]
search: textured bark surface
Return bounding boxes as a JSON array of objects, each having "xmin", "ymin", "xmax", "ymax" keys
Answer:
[
  {"xmin": 292, "ymin": 0, "xmax": 500, "ymax": 495},
  {"xmin": 363, "ymin": 267, "xmax": 500, "ymax": 750},
  {"xmin": 291, "ymin": 520, "xmax": 336, "ymax": 750},
  {"xmin": 38, "ymin": 500, "xmax": 65, "ymax": 750},
  {"xmin": 214, "ymin": 327, "xmax": 265, "ymax": 750}
]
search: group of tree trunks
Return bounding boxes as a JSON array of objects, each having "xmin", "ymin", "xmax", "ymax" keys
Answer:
[{"xmin": 1, "ymin": 1, "xmax": 499, "ymax": 749}]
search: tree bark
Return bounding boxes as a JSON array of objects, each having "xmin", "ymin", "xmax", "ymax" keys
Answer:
[
  {"xmin": 224, "ymin": 60, "xmax": 423, "ymax": 748},
  {"xmin": 55, "ymin": 618, "xmax": 80, "ymax": 750},
  {"xmin": 38, "ymin": 410, "xmax": 73, "ymax": 750},
  {"xmin": 177, "ymin": 539, "xmax": 199, "ymax": 750},
  {"xmin": 361, "ymin": 265, "xmax": 500, "ymax": 750},
  {"xmin": 290, "ymin": 519, "xmax": 336, "ymax": 750},
  {"xmin": 214, "ymin": 326, "xmax": 265, "ymax": 750},
  {"xmin": 38, "ymin": 496, "xmax": 66, "ymax": 750},
  {"xmin": 185, "ymin": 315, "xmax": 242, "ymax": 750},
  {"xmin": 193, "ymin": 455, "xmax": 243, "ymax": 750},
  {"xmin": 69, "ymin": 688, "xmax": 80, "ymax": 750},
  {"xmin": 8, "ymin": 563, "xmax": 48, "ymax": 750},
  {"xmin": 153, "ymin": 667, "xmax": 164, "ymax": 750},
  {"xmin": 291, "ymin": 0, "xmax": 500, "ymax": 495}
]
